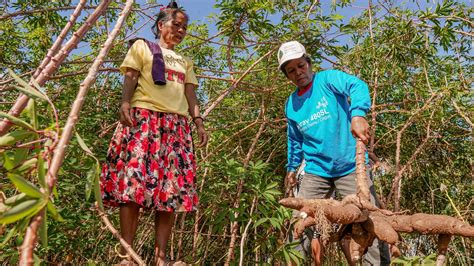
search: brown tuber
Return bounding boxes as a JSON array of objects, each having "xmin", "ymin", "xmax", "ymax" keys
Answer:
[
  {"xmin": 280, "ymin": 140, "xmax": 474, "ymax": 264},
  {"xmin": 385, "ymin": 214, "xmax": 474, "ymax": 236},
  {"xmin": 364, "ymin": 213, "xmax": 399, "ymax": 245},
  {"xmin": 279, "ymin": 198, "xmax": 366, "ymax": 225},
  {"xmin": 348, "ymin": 224, "xmax": 375, "ymax": 262}
]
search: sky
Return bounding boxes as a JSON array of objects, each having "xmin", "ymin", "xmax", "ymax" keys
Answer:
[
  {"xmin": 124, "ymin": 0, "xmax": 380, "ymax": 68},
  {"xmin": 127, "ymin": 0, "xmax": 472, "ymax": 61},
  {"xmin": 66, "ymin": 0, "xmax": 471, "ymax": 68},
  {"xmin": 132, "ymin": 0, "xmax": 472, "ymax": 37}
]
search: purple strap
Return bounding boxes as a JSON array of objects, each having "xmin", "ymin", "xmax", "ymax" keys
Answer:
[{"xmin": 128, "ymin": 38, "xmax": 166, "ymax": 85}]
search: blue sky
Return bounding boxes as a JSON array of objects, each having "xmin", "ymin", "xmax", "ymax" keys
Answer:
[
  {"xmin": 132, "ymin": 0, "xmax": 472, "ymax": 38},
  {"xmin": 64, "ymin": 0, "xmax": 471, "ymax": 68}
]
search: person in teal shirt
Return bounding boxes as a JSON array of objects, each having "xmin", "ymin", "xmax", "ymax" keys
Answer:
[{"xmin": 279, "ymin": 41, "xmax": 390, "ymax": 265}]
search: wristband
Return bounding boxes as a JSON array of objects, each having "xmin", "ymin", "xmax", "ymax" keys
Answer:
[{"xmin": 192, "ymin": 116, "xmax": 204, "ymax": 123}]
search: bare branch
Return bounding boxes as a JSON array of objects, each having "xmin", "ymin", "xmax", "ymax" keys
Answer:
[
  {"xmin": 0, "ymin": 0, "xmax": 113, "ymax": 136},
  {"xmin": 203, "ymin": 47, "xmax": 277, "ymax": 118},
  {"xmin": 18, "ymin": 1, "xmax": 130, "ymax": 262},
  {"xmin": 34, "ymin": 0, "xmax": 87, "ymax": 78},
  {"xmin": 452, "ymin": 99, "xmax": 473, "ymax": 129},
  {"xmin": 19, "ymin": 210, "xmax": 44, "ymax": 265}
]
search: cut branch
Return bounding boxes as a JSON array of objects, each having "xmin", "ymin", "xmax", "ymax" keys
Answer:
[{"xmin": 355, "ymin": 141, "xmax": 370, "ymax": 201}]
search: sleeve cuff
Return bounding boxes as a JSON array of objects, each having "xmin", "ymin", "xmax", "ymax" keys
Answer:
[
  {"xmin": 287, "ymin": 166, "xmax": 297, "ymax": 172},
  {"xmin": 119, "ymin": 64, "xmax": 141, "ymax": 75},
  {"xmin": 351, "ymin": 109, "xmax": 367, "ymax": 118}
]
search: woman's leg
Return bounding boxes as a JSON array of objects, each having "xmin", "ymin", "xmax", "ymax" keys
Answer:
[
  {"xmin": 154, "ymin": 211, "xmax": 175, "ymax": 265},
  {"xmin": 119, "ymin": 202, "xmax": 141, "ymax": 256}
]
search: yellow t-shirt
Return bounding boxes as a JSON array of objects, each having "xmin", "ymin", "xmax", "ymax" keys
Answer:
[{"xmin": 119, "ymin": 39, "xmax": 199, "ymax": 116}]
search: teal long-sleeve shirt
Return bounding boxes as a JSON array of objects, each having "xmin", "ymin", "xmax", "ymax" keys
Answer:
[{"xmin": 285, "ymin": 70, "xmax": 371, "ymax": 178}]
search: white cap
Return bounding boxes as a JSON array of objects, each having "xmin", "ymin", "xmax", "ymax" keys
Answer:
[{"xmin": 277, "ymin": 41, "xmax": 307, "ymax": 70}]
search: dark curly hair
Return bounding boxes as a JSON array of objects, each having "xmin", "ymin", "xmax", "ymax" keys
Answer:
[{"xmin": 151, "ymin": 0, "xmax": 189, "ymax": 39}]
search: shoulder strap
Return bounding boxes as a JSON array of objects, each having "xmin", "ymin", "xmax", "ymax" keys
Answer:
[
  {"xmin": 142, "ymin": 39, "xmax": 161, "ymax": 55},
  {"xmin": 127, "ymin": 38, "xmax": 162, "ymax": 55},
  {"xmin": 126, "ymin": 38, "xmax": 166, "ymax": 85}
]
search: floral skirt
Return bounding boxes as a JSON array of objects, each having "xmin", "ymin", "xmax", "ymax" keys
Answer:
[{"xmin": 100, "ymin": 107, "xmax": 198, "ymax": 212}]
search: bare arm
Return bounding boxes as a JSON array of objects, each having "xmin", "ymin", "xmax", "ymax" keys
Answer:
[
  {"xmin": 184, "ymin": 83, "xmax": 208, "ymax": 147},
  {"xmin": 119, "ymin": 68, "xmax": 139, "ymax": 127}
]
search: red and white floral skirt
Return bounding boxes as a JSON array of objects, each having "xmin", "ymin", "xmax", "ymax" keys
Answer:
[{"xmin": 100, "ymin": 107, "xmax": 198, "ymax": 212}]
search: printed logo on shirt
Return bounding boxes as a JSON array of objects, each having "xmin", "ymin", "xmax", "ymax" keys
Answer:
[
  {"xmin": 297, "ymin": 97, "xmax": 331, "ymax": 132},
  {"xmin": 164, "ymin": 54, "xmax": 186, "ymax": 67},
  {"xmin": 316, "ymin": 96, "xmax": 328, "ymax": 109},
  {"xmin": 165, "ymin": 69, "xmax": 186, "ymax": 84}
]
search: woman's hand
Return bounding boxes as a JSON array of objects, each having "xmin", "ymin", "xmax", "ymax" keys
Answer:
[
  {"xmin": 184, "ymin": 83, "xmax": 208, "ymax": 147},
  {"xmin": 194, "ymin": 119, "xmax": 208, "ymax": 148},
  {"xmin": 119, "ymin": 68, "xmax": 139, "ymax": 127},
  {"xmin": 119, "ymin": 102, "xmax": 133, "ymax": 127},
  {"xmin": 351, "ymin": 116, "xmax": 370, "ymax": 144}
]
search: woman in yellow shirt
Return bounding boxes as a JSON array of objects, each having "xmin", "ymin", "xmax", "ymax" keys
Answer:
[{"xmin": 100, "ymin": 1, "xmax": 208, "ymax": 264}]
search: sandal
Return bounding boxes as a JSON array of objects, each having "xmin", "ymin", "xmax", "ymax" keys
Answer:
[
  {"xmin": 115, "ymin": 243, "xmax": 137, "ymax": 266},
  {"xmin": 117, "ymin": 258, "xmax": 136, "ymax": 266}
]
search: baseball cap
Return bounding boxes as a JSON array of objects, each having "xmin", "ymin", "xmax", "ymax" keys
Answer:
[{"xmin": 277, "ymin": 41, "xmax": 307, "ymax": 70}]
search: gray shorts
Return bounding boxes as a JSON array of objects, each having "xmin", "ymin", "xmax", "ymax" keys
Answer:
[{"xmin": 291, "ymin": 171, "xmax": 391, "ymax": 265}]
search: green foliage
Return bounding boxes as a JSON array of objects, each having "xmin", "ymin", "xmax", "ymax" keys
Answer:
[
  {"xmin": 0, "ymin": 68, "xmax": 97, "ymax": 263},
  {"xmin": 0, "ymin": 130, "xmax": 34, "ymax": 147},
  {"xmin": 392, "ymin": 253, "xmax": 437, "ymax": 266}
]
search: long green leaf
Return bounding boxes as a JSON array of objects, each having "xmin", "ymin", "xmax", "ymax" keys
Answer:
[
  {"xmin": 11, "ymin": 148, "xmax": 29, "ymax": 170},
  {"xmin": 0, "ymin": 203, "xmax": 8, "ymax": 213},
  {"xmin": 85, "ymin": 169, "xmax": 94, "ymax": 201},
  {"xmin": 0, "ymin": 199, "xmax": 42, "ymax": 224},
  {"xmin": 33, "ymin": 253, "xmax": 42, "ymax": 266},
  {"xmin": 26, "ymin": 99, "xmax": 39, "ymax": 130},
  {"xmin": 16, "ymin": 158, "xmax": 38, "ymax": 173},
  {"xmin": 75, "ymin": 131, "xmax": 94, "ymax": 156},
  {"xmin": 47, "ymin": 202, "xmax": 64, "ymax": 222},
  {"xmin": 288, "ymin": 250, "xmax": 302, "ymax": 265},
  {"xmin": 7, "ymin": 69, "xmax": 47, "ymax": 101},
  {"xmin": 13, "ymin": 85, "xmax": 47, "ymax": 101},
  {"xmin": 4, "ymin": 193, "xmax": 27, "ymax": 205},
  {"xmin": 39, "ymin": 210, "xmax": 48, "ymax": 248},
  {"xmin": 254, "ymin": 217, "xmax": 268, "ymax": 228},
  {"xmin": 7, "ymin": 174, "xmax": 43, "ymax": 198},
  {"xmin": 282, "ymin": 248, "xmax": 291, "ymax": 263},
  {"xmin": 0, "ymin": 130, "xmax": 33, "ymax": 146},
  {"xmin": 37, "ymin": 153, "xmax": 46, "ymax": 188},
  {"xmin": 0, "ymin": 223, "xmax": 18, "ymax": 247},
  {"xmin": 52, "ymin": 185, "xmax": 59, "ymax": 200},
  {"xmin": 30, "ymin": 77, "xmax": 46, "ymax": 94},
  {"xmin": 0, "ymin": 111, "xmax": 34, "ymax": 131},
  {"xmin": 94, "ymin": 163, "xmax": 103, "ymax": 211}
]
